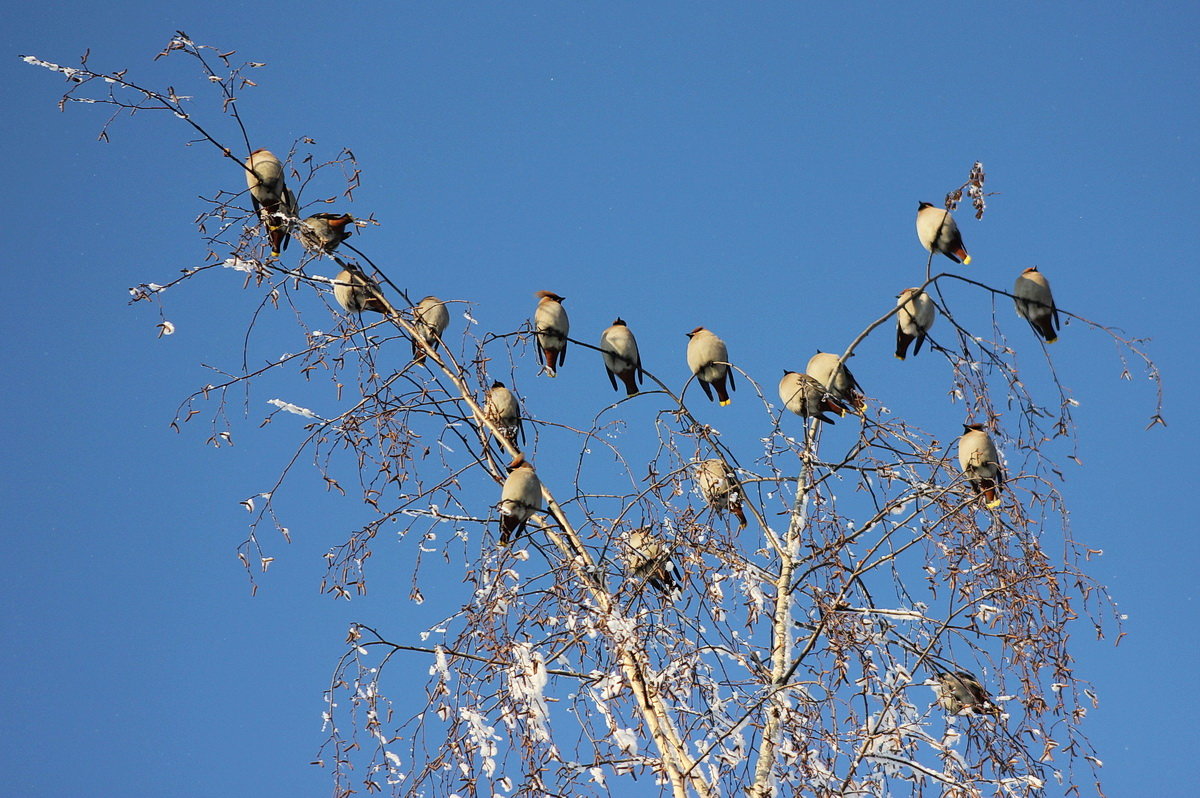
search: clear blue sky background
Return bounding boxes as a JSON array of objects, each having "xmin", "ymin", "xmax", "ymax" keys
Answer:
[{"xmin": 4, "ymin": 3, "xmax": 1197, "ymax": 796}]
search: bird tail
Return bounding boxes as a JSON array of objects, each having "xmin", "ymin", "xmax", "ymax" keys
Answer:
[
  {"xmin": 896, "ymin": 330, "xmax": 912, "ymax": 360},
  {"xmin": 714, "ymin": 376, "xmax": 731, "ymax": 407},
  {"xmin": 619, "ymin": 370, "xmax": 639, "ymax": 397},
  {"xmin": 958, "ymin": 249, "xmax": 972, "ymax": 265},
  {"xmin": 731, "ymin": 502, "xmax": 747, "ymax": 528}
]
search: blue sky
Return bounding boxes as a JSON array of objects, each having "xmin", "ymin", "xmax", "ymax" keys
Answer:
[{"xmin": 4, "ymin": 3, "xmax": 1198, "ymax": 796}]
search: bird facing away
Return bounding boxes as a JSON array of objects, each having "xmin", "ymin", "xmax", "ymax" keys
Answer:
[
  {"xmin": 1013, "ymin": 267, "xmax": 1060, "ymax": 343},
  {"xmin": 483, "ymin": 381, "xmax": 524, "ymax": 445},
  {"xmin": 958, "ymin": 423, "xmax": 1004, "ymax": 509},
  {"xmin": 686, "ymin": 327, "xmax": 735, "ymax": 406},
  {"xmin": 599, "ymin": 318, "xmax": 644, "ymax": 396},
  {"xmin": 333, "ymin": 268, "xmax": 388, "ymax": 315},
  {"xmin": 245, "ymin": 148, "xmax": 297, "ymax": 256},
  {"xmin": 895, "ymin": 288, "xmax": 936, "ymax": 360},
  {"xmin": 297, "ymin": 213, "xmax": 354, "ymax": 254},
  {"xmin": 778, "ymin": 370, "xmax": 847, "ymax": 424},
  {"xmin": 625, "ymin": 526, "xmax": 682, "ymax": 601},
  {"xmin": 533, "ymin": 291, "xmax": 569, "ymax": 377},
  {"xmin": 934, "ymin": 671, "xmax": 1001, "ymax": 716},
  {"xmin": 916, "ymin": 202, "xmax": 971, "ymax": 265},
  {"xmin": 499, "ymin": 454, "xmax": 542, "ymax": 545},
  {"xmin": 805, "ymin": 352, "xmax": 866, "ymax": 413},
  {"xmin": 412, "ymin": 296, "xmax": 450, "ymax": 363},
  {"xmin": 696, "ymin": 458, "xmax": 747, "ymax": 528}
]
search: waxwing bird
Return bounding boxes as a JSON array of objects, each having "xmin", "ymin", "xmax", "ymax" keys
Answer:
[
  {"xmin": 895, "ymin": 288, "xmax": 936, "ymax": 359},
  {"xmin": 483, "ymin": 381, "xmax": 524, "ymax": 445},
  {"xmin": 806, "ymin": 352, "xmax": 866, "ymax": 413},
  {"xmin": 412, "ymin": 296, "xmax": 450, "ymax": 363},
  {"xmin": 916, "ymin": 202, "xmax": 971, "ymax": 265},
  {"xmin": 625, "ymin": 526, "xmax": 682, "ymax": 601},
  {"xmin": 958, "ymin": 423, "xmax": 1004, "ymax": 509},
  {"xmin": 298, "ymin": 213, "xmax": 354, "ymax": 254},
  {"xmin": 697, "ymin": 458, "xmax": 747, "ymax": 527},
  {"xmin": 599, "ymin": 318, "xmax": 644, "ymax": 396},
  {"xmin": 934, "ymin": 671, "xmax": 1001, "ymax": 716},
  {"xmin": 1013, "ymin": 267, "xmax": 1060, "ymax": 343},
  {"xmin": 245, "ymin": 148, "xmax": 296, "ymax": 256},
  {"xmin": 778, "ymin": 370, "xmax": 847, "ymax": 424},
  {"xmin": 533, "ymin": 291, "xmax": 569, "ymax": 377},
  {"xmin": 499, "ymin": 454, "xmax": 542, "ymax": 545},
  {"xmin": 686, "ymin": 327, "xmax": 735, "ymax": 406},
  {"xmin": 333, "ymin": 268, "xmax": 388, "ymax": 315}
]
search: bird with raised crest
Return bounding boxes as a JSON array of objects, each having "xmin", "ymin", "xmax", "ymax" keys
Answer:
[
  {"xmin": 533, "ymin": 291, "xmax": 569, "ymax": 377},
  {"xmin": 499, "ymin": 454, "xmax": 542, "ymax": 545}
]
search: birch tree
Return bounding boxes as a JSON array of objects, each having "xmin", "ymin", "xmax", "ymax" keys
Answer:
[{"xmin": 23, "ymin": 35, "xmax": 1164, "ymax": 798}]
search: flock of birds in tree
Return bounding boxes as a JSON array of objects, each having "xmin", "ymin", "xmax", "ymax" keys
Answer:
[{"xmin": 246, "ymin": 148, "xmax": 1061, "ymax": 717}]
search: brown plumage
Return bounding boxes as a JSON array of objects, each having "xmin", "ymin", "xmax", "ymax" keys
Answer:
[
  {"xmin": 412, "ymin": 296, "xmax": 450, "ymax": 363},
  {"xmin": 778, "ymin": 370, "xmax": 847, "ymax": 424},
  {"xmin": 533, "ymin": 291, "xmax": 569, "ymax": 377},
  {"xmin": 483, "ymin": 381, "xmax": 523, "ymax": 445},
  {"xmin": 1013, "ymin": 266, "xmax": 1060, "ymax": 343},
  {"xmin": 298, "ymin": 213, "xmax": 353, "ymax": 254},
  {"xmin": 805, "ymin": 352, "xmax": 866, "ymax": 413},
  {"xmin": 499, "ymin": 454, "xmax": 542, "ymax": 545},
  {"xmin": 934, "ymin": 671, "xmax": 1001, "ymax": 716},
  {"xmin": 697, "ymin": 458, "xmax": 747, "ymax": 528},
  {"xmin": 957, "ymin": 423, "xmax": 1004, "ymax": 509},
  {"xmin": 916, "ymin": 202, "xmax": 971, "ymax": 265},
  {"xmin": 686, "ymin": 327, "xmax": 734, "ymax": 406},
  {"xmin": 332, "ymin": 268, "xmax": 388, "ymax": 315},
  {"xmin": 625, "ymin": 526, "xmax": 682, "ymax": 601},
  {"xmin": 599, "ymin": 318, "xmax": 643, "ymax": 396},
  {"xmin": 895, "ymin": 288, "xmax": 936, "ymax": 359},
  {"xmin": 245, "ymin": 148, "xmax": 297, "ymax": 256}
]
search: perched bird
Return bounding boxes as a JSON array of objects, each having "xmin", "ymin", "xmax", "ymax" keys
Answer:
[
  {"xmin": 1013, "ymin": 267, "xmax": 1060, "ymax": 343},
  {"xmin": 697, "ymin": 458, "xmax": 747, "ymax": 528},
  {"xmin": 411, "ymin": 296, "xmax": 450, "ymax": 363},
  {"xmin": 778, "ymin": 370, "xmax": 847, "ymax": 424},
  {"xmin": 686, "ymin": 327, "xmax": 735, "ymax": 406},
  {"xmin": 297, "ymin": 213, "xmax": 354, "ymax": 254},
  {"xmin": 599, "ymin": 318, "xmax": 644, "ymax": 396},
  {"xmin": 895, "ymin": 288, "xmax": 936, "ymax": 359},
  {"xmin": 533, "ymin": 291, "xmax": 569, "ymax": 377},
  {"xmin": 806, "ymin": 352, "xmax": 866, "ymax": 413},
  {"xmin": 332, "ymin": 268, "xmax": 388, "ymax": 315},
  {"xmin": 245, "ymin": 148, "xmax": 297, "ymax": 256},
  {"xmin": 934, "ymin": 671, "xmax": 1001, "ymax": 716},
  {"xmin": 483, "ymin": 381, "xmax": 524, "ymax": 445},
  {"xmin": 916, "ymin": 202, "xmax": 971, "ymax": 265},
  {"xmin": 499, "ymin": 454, "xmax": 542, "ymax": 544},
  {"xmin": 624, "ymin": 526, "xmax": 682, "ymax": 601},
  {"xmin": 958, "ymin": 423, "xmax": 1004, "ymax": 509}
]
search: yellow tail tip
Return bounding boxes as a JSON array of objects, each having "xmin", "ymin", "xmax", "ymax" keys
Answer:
[
  {"xmin": 719, "ymin": 399, "xmax": 731, "ymax": 407},
  {"xmin": 1047, "ymin": 337, "xmax": 1058, "ymax": 344},
  {"xmin": 895, "ymin": 354, "xmax": 906, "ymax": 361},
  {"xmin": 962, "ymin": 255, "xmax": 973, "ymax": 265},
  {"xmin": 986, "ymin": 499, "xmax": 1001, "ymax": 509}
]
